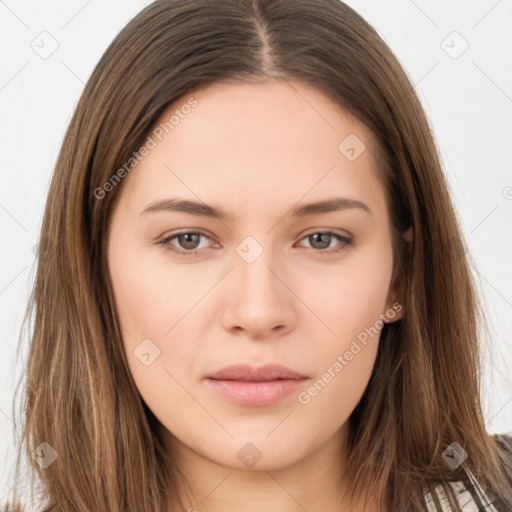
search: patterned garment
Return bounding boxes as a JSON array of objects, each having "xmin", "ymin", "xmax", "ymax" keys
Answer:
[{"xmin": 423, "ymin": 433, "xmax": 512, "ymax": 511}]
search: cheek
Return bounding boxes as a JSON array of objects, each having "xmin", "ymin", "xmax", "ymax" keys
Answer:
[
  {"xmin": 107, "ymin": 239, "xmax": 207, "ymax": 427},
  {"xmin": 107, "ymin": 232, "xmax": 196, "ymax": 391},
  {"xmin": 294, "ymin": 250, "xmax": 392, "ymax": 413},
  {"xmin": 301, "ymin": 249, "xmax": 393, "ymax": 345},
  {"xmin": 295, "ymin": 289, "xmax": 385, "ymax": 428},
  {"xmin": 108, "ymin": 237, "xmax": 203, "ymax": 340}
]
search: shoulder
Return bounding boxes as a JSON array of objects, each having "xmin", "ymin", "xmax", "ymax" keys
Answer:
[
  {"xmin": 423, "ymin": 432, "xmax": 512, "ymax": 511},
  {"xmin": 493, "ymin": 431, "xmax": 512, "ymax": 456}
]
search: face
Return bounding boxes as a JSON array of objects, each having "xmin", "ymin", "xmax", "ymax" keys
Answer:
[{"xmin": 107, "ymin": 80, "xmax": 405, "ymax": 474}]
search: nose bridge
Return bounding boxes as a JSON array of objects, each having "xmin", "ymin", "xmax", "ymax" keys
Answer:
[
  {"xmin": 235, "ymin": 233, "xmax": 285, "ymax": 305},
  {"xmin": 221, "ymin": 233, "xmax": 296, "ymax": 335}
]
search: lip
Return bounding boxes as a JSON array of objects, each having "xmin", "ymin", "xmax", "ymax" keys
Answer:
[
  {"xmin": 204, "ymin": 364, "xmax": 309, "ymax": 407},
  {"xmin": 207, "ymin": 363, "xmax": 307, "ymax": 381}
]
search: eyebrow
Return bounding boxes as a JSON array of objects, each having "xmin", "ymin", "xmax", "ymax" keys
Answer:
[{"xmin": 140, "ymin": 197, "xmax": 373, "ymax": 220}]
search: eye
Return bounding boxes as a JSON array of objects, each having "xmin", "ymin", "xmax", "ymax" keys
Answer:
[
  {"xmin": 158, "ymin": 229, "xmax": 353, "ymax": 257},
  {"xmin": 158, "ymin": 230, "xmax": 214, "ymax": 256},
  {"xmin": 296, "ymin": 230, "xmax": 353, "ymax": 254}
]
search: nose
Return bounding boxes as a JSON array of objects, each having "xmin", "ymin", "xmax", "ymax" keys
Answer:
[{"xmin": 220, "ymin": 244, "xmax": 297, "ymax": 340}]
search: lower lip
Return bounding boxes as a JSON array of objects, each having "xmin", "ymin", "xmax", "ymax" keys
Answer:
[{"xmin": 204, "ymin": 378, "xmax": 308, "ymax": 407}]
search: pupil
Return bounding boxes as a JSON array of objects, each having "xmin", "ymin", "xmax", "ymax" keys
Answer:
[
  {"xmin": 180, "ymin": 233, "xmax": 199, "ymax": 249},
  {"xmin": 311, "ymin": 233, "xmax": 330, "ymax": 249}
]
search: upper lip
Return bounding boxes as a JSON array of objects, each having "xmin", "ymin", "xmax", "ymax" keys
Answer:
[{"xmin": 206, "ymin": 364, "xmax": 308, "ymax": 381}]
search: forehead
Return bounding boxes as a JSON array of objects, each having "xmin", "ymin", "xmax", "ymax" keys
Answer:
[{"xmin": 115, "ymin": 79, "xmax": 387, "ymax": 220}]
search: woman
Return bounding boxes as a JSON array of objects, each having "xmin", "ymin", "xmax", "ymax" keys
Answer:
[{"xmin": 5, "ymin": 0, "xmax": 512, "ymax": 510}]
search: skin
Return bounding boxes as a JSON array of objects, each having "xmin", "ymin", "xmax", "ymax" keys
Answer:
[{"xmin": 107, "ymin": 80, "xmax": 411, "ymax": 512}]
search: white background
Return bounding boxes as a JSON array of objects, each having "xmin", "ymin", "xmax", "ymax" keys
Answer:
[{"xmin": 1, "ymin": 0, "xmax": 511, "ymax": 503}]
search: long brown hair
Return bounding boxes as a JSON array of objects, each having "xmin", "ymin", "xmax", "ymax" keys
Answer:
[{"xmin": 6, "ymin": 0, "xmax": 512, "ymax": 510}]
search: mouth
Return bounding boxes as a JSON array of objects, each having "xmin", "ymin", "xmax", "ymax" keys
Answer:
[
  {"xmin": 206, "ymin": 363, "xmax": 307, "ymax": 381},
  {"xmin": 204, "ymin": 377, "xmax": 308, "ymax": 407},
  {"xmin": 204, "ymin": 363, "xmax": 309, "ymax": 407}
]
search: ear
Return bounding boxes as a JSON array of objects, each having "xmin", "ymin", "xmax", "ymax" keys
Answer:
[
  {"xmin": 401, "ymin": 225, "xmax": 413, "ymax": 244},
  {"xmin": 383, "ymin": 226, "xmax": 413, "ymax": 323}
]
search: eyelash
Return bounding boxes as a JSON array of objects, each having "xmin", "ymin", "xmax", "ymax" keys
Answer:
[{"xmin": 158, "ymin": 230, "xmax": 353, "ymax": 257}]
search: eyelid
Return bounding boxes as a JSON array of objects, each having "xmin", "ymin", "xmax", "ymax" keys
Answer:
[{"xmin": 300, "ymin": 227, "xmax": 353, "ymax": 239}]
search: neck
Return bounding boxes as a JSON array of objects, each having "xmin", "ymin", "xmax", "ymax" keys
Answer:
[{"xmin": 161, "ymin": 424, "xmax": 379, "ymax": 512}]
